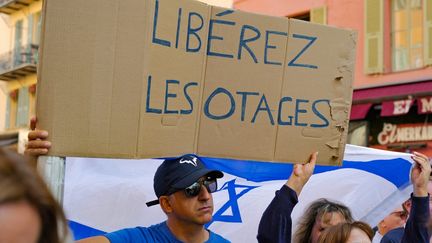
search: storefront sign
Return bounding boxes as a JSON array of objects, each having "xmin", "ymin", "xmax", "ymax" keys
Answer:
[
  {"xmin": 381, "ymin": 99, "xmax": 413, "ymax": 117},
  {"xmin": 378, "ymin": 123, "xmax": 432, "ymax": 145},
  {"xmin": 418, "ymin": 97, "xmax": 432, "ymax": 114}
]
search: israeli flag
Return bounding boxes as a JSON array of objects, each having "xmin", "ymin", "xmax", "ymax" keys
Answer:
[{"xmin": 64, "ymin": 144, "xmax": 413, "ymax": 242}]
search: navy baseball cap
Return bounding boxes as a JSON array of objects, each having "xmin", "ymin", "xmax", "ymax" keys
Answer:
[{"xmin": 146, "ymin": 154, "xmax": 223, "ymax": 207}]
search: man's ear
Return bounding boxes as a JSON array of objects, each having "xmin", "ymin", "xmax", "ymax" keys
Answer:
[
  {"xmin": 402, "ymin": 199, "xmax": 412, "ymax": 213},
  {"xmin": 377, "ymin": 220, "xmax": 386, "ymax": 231},
  {"xmin": 159, "ymin": 196, "xmax": 173, "ymax": 214}
]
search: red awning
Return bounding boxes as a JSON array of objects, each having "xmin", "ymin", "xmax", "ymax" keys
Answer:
[
  {"xmin": 350, "ymin": 103, "xmax": 372, "ymax": 120},
  {"xmin": 353, "ymin": 81, "xmax": 432, "ymax": 102},
  {"xmin": 350, "ymin": 81, "xmax": 432, "ymax": 119}
]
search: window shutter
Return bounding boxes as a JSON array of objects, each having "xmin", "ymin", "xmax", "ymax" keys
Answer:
[
  {"xmin": 28, "ymin": 14, "xmax": 33, "ymax": 45},
  {"xmin": 35, "ymin": 12, "xmax": 42, "ymax": 45},
  {"xmin": 424, "ymin": 0, "xmax": 432, "ymax": 65},
  {"xmin": 311, "ymin": 6, "xmax": 327, "ymax": 25},
  {"xmin": 5, "ymin": 96, "xmax": 10, "ymax": 129},
  {"xmin": 14, "ymin": 20, "xmax": 23, "ymax": 66},
  {"xmin": 16, "ymin": 87, "xmax": 29, "ymax": 127},
  {"xmin": 364, "ymin": 0, "xmax": 384, "ymax": 74},
  {"xmin": 27, "ymin": 15, "xmax": 34, "ymax": 63}
]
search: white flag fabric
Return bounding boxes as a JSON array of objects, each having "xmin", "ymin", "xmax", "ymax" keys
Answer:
[{"xmin": 64, "ymin": 144, "xmax": 414, "ymax": 242}]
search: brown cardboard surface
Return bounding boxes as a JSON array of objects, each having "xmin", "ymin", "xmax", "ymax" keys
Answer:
[
  {"xmin": 274, "ymin": 19, "xmax": 356, "ymax": 165},
  {"xmin": 197, "ymin": 7, "xmax": 288, "ymax": 162},
  {"xmin": 37, "ymin": 0, "xmax": 356, "ymax": 165},
  {"xmin": 137, "ymin": 0, "xmax": 209, "ymax": 158}
]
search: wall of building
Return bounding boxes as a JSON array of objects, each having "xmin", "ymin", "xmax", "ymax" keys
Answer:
[
  {"xmin": 0, "ymin": 13, "xmax": 11, "ymax": 132},
  {"xmin": 0, "ymin": 82, "xmax": 6, "ymax": 131},
  {"xmin": 233, "ymin": 0, "xmax": 432, "ymax": 89},
  {"xmin": 198, "ymin": 0, "xmax": 233, "ymax": 8}
]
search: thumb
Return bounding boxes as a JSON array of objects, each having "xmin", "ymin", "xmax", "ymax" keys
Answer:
[{"xmin": 30, "ymin": 117, "xmax": 37, "ymax": 130}]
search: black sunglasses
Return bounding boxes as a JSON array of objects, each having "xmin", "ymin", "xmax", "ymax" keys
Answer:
[{"xmin": 183, "ymin": 177, "xmax": 217, "ymax": 198}]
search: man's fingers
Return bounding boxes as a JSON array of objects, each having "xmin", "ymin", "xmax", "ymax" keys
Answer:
[
  {"xmin": 26, "ymin": 140, "xmax": 51, "ymax": 149},
  {"xmin": 25, "ymin": 148, "xmax": 49, "ymax": 156},
  {"xmin": 312, "ymin": 152, "xmax": 318, "ymax": 164},
  {"xmin": 411, "ymin": 153, "xmax": 431, "ymax": 174},
  {"xmin": 28, "ymin": 130, "xmax": 49, "ymax": 140},
  {"xmin": 412, "ymin": 153, "xmax": 429, "ymax": 168},
  {"xmin": 413, "ymin": 151, "xmax": 429, "ymax": 161},
  {"xmin": 308, "ymin": 152, "xmax": 318, "ymax": 167}
]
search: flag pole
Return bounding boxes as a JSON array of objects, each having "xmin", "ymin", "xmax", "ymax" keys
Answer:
[{"xmin": 37, "ymin": 156, "xmax": 66, "ymax": 204}]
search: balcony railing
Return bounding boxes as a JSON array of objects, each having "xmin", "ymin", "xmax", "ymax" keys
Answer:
[
  {"xmin": 0, "ymin": 0, "xmax": 37, "ymax": 14},
  {"xmin": 0, "ymin": 44, "xmax": 38, "ymax": 81}
]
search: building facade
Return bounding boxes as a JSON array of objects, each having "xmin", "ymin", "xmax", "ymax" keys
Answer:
[
  {"xmin": 0, "ymin": 0, "xmax": 42, "ymax": 152},
  {"xmin": 234, "ymin": 0, "xmax": 432, "ymax": 156}
]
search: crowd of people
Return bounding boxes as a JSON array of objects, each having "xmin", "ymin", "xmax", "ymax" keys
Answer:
[{"xmin": 0, "ymin": 121, "xmax": 430, "ymax": 242}]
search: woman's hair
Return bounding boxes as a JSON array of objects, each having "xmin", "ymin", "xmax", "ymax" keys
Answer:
[
  {"xmin": 0, "ymin": 148, "xmax": 67, "ymax": 243},
  {"xmin": 294, "ymin": 198, "xmax": 354, "ymax": 243},
  {"xmin": 317, "ymin": 221, "xmax": 374, "ymax": 243}
]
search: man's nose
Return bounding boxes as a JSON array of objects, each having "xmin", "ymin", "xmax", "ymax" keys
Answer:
[{"xmin": 198, "ymin": 185, "xmax": 211, "ymax": 200}]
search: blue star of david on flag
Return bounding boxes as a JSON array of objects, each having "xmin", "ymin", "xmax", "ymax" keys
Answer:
[{"xmin": 206, "ymin": 179, "xmax": 259, "ymax": 227}]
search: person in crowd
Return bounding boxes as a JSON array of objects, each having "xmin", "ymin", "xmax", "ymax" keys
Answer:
[
  {"xmin": 294, "ymin": 198, "xmax": 354, "ymax": 243},
  {"xmin": 318, "ymin": 221, "xmax": 374, "ymax": 243},
  {"xmin": 0, "ymin": 148, "xmax": 69, "ymax": 243},
  {"xmin": 77, "ymin": 154, "xmax": 229, "ymax": 243},
  {"xmin": 257, "ymin": 151, "xmax": 353, "ymax": 243},
  {"xmin": 26, "ymin": 119, "xmax": 229, "ymax": 243},
  {"xmin": 381, "ymin": 151, "xmax": 431, "ymax": 243},
  {"xmin": 371, "ymin": 205, "xmax": 407, "ymax": 243},
  {"xmin": 257, "ymin": 151, "xmax": 431, "ymax": 243}
]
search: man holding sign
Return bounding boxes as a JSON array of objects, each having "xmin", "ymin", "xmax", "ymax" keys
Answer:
[
  {"xmin": 27, "ymin": 126, "xmax": 229, "ymax": 242},
  {"xmin": 27, "ymin": 124, "xmax": 319, "ymax": 243}
]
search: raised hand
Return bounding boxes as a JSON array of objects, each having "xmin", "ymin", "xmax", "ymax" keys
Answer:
[
  {"xmin": 285, "ymin": 152, "xmax": 318, "ymax": 196},
  {"xmin": 410, "ymin": 151, "xmax": 431, "ymax": 197}
]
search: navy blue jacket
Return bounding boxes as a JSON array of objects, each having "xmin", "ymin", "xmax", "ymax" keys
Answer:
[
  {"xmin": 257, "ymin": 185, "xmax": 298, "ymax": 243},
  {"xmin": 381, "ymin": 193, "xmax": 430, "ymax": 243}
]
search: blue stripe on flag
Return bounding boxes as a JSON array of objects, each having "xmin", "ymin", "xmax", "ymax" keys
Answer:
[
  {"xmin": 201, "ymin": 157, "xmax": 411, "ymax": 188},
  {"xmin": 69, "ymin": 220, "xmax": 106, "ymax": 240}
]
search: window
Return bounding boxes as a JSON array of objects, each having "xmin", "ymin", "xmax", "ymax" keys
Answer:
[
  {"xmin": 347, "ymin": 121, "xmax": 368, "ymax": 146},
  {"xmin": 288, "ymin": 6, "xmax": 326, "ymax": 25},
  {"xmin": 391, "ymin": 0, "xmax": 423, "ymax": 71},
  {"xmin": 33, "ymin": 11, "xmax": 42, "ymax": 45},
  {"xmin": 291, "ymin": 13, "xmax": 310, "ymax": 22},
  {"xmin": 5, "ymin": 90, "xmax": 18, "ymax": 129},
  {"xmin": 16, "ymin": 87, "xmax": 29, "ymax": 128},
  {"xmin": 14, "ymin": 20, "xmax": 23, "ymax": 66}
]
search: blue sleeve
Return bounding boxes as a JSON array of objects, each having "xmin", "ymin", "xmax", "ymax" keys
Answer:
[
  {"xmin": 105, "ymin": 228, "xmax": 140, "ymax": 243},
  {"xmin": 401, "ymin": 194, "xmax": 430, "ymax": 243},
  {"xmin": 380, "ymin": 227, "xmax": 404, "ymax": 243},
  {"xmin": 208, "ymin": 231, "xmax": 231, "ymax": 243},
  {"xmin": 257, "ymin": 185, "xmax": 298, "ymax": 243}
]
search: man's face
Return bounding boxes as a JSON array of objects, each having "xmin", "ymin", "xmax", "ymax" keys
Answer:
[
  {"xmin": 310, "ymin": 212, "xmax": 346, "ymax": 243},
  {"xmin": 378, "ymin": 206, "xmax": 407, "ymax": 235},
  {"xmin": 167, "ymin": 177, "xmax": 215, "ymax": 226}
]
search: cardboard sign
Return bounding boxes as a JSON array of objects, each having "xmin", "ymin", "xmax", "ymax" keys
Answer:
[{"xmin": 36, "ymin": 0, "xmax": 357, "ymax": 165}]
